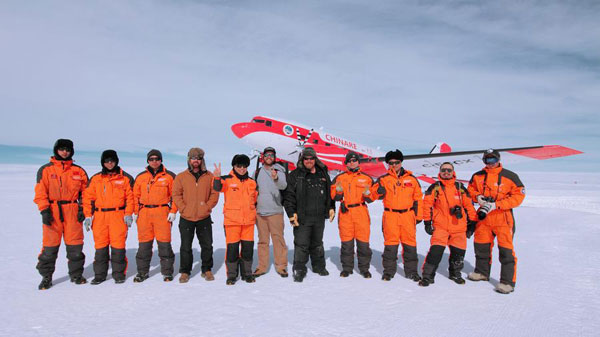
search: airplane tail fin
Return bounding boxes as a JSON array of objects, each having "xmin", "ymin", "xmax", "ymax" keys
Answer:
[{"xmin": 429, "ymin": 142, "xmax": 452, "ymax": 154}]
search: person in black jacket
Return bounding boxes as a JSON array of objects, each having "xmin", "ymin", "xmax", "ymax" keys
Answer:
[{"xmin": 284, "ymin": 148, "xmax": 335, "ymax": 282}]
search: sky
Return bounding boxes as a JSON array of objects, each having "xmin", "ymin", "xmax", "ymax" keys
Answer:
[{"xmin": 0, "ymin": 0, "xmax": 598, "ymax": 169}]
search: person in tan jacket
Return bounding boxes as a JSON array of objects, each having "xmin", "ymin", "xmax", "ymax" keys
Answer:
[{"xmin": 172, "ymin": 148, "xmax": 219, "ymax": 283}]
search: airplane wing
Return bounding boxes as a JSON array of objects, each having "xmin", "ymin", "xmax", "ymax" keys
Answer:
[{"xmin": 365, "ymin": 145, "xmax": 583, "ymax": 180}]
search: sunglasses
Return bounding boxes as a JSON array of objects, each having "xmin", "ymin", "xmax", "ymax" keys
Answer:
[
  {"xmin": 148, "ymin": 157, "xmax": 161, "ymax": 162},
  {"xmin": 484, "ymin": 157, "xmax": 499, "ymax": 164},
  {"xmin": 303, "ymin": 157, "xmax": 316, "ymax": 161},
  {"xmin": 189, "ymin": 156, "xmax": 203, "ymax": 161},
  {"xmin": 347, "ymin": 158, "xmax": 358, "ymax": 163},
  {"xmin": 388, "ymin": 160, "xmax": 401, "ymax": 165},
  {"xmin": 103, "ymin": 159, "xmax": 116, "ymax": 163},
  {"xmin": 264, "ymin": 153, "xmax": 275, "ymax": 158},
  {"xmin": 57, "ymin": 147, "xmax": 71, "ymax": 152},
  {"xmin": 440, "ymin": 168, "xmax": 453, "ymax": 173}
]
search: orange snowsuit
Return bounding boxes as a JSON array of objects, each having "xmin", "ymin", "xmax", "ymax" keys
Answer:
[
  {"xmin": 83, "ymin": 169, "xmax": 134, "ymax": 249},
  {"xmin": 331, "ymin": 168, "xmax": 374, "ymax": 274},
  {"xmin": 213, "ymin": 171, "xmax": 258, "ymax": 279},
  {"xmin": 371, "ymin": 168, "xmax": 423, "ymax": 246},
  {"xmin": 34, "ymin": 157, "xmax": 88, "ymax": 247},
  {"xmin": 34, "ymin": 157, "xmax": 88, "ymax": 278},
  {"xmin": 370, "ymin": 167, "xmax": 423, "ymax": 278},
  {"xmin": 331, "ymin": 169, "xmax": 373, "ymax": 242},
  {"xmin": 468, "ymin": 164, "xmax": 525, "ymax": 287},
  {"xmin": 133, "ymin": 166, "xmax": 178, "ymax": 243},
  {"xmin": 423, "ymin": 174, "xmax": 477, "ymax": 250}
]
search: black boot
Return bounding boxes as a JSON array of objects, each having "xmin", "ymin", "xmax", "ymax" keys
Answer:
[
  {"xmin": 360, "ymin": 271, "xmax": 372, "ymax": 279},
  {"xmin": 70, "ymin": 276, "xmax": 87, "ymax": 285},
  {"xmin": 133, "ymin": 273, "xmax": 149, "ymax": 283},
  {"xmin": 38, "ymin": 276, "xmax": 52, "ymax": 290},
  {"xmin": 315, "ymin": 268, "xmax": 329, "ymax": 276},
  {"xmin": 407, "ymin": 273, "xmax": 422, "ymax": 282},
  {"xmin": 293, "ymin": 270, "xmax": 307, "ymax": 282},
  {"xmin": 163, "ymin": 274, "xmax": 174, "ymax": 282},
  {"xmin": 226, "ymin": 277, "xmax": 237, "ymax": 285},
  {"xmin": 381, "ymin": 273, "xmax": 393, "ymax": 281},
  {"xmin": 418, "ymin": 278, "xmax": 434, "ymax": 287},
  {"xmin": 90, "ymin": 277, "xmax": 106, "ymax": 285},
  {"xmin": 340, "ymin": 270, "xmax": 352, "ymax": 277}
]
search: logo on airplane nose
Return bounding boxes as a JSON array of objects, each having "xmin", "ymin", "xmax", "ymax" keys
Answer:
[{"xmin": 283, "ymin": 125, "xmax": 294, "ymax": 136}]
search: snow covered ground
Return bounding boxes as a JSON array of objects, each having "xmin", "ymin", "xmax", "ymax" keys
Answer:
[{"xmin": 1, "ymin": 164, "xmax": 599, "ymax": 336}]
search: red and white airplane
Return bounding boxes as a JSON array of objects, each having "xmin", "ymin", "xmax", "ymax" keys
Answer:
[{"xmin": 231, "ymin": 116, "xmax": 583, "ymax": 183}]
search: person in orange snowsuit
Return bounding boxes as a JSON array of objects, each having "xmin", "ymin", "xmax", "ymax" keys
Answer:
[
  {"xmin": 83, "ymin": 150, "xmax": 134, "ymax": 285},
  {"xmin": 34, "ymin": 139, "xmax": 89, "ymax": 290},
  {"xmin": 132, "ymin": 149, "xmax": 178, "ymax": 283},
  {"xmin": 419, "ymin": 162, "xmax": 477, "ymax": 287},
  {"xmin": 213, "ymin": 154, "xmax": 258, "ymax": 285},
  {"xmin": 370, "ymin": 150, "xmax": 423, "ymax": 282},
  {"xmin": 467, "ymin": 149, "xmax": 525, "ymax": 294},
  {"xmin": 331, "ymin": 152, "xmax": 374, "ymax": 278}
]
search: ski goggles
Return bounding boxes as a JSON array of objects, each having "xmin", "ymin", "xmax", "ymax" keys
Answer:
[
  {"xmin": 440, "ymin": 168, "xmax": 453, "ymax": 173},
  {"xmin": 483, "ymin": 156, "xmax": 499, "ymax": 165}
]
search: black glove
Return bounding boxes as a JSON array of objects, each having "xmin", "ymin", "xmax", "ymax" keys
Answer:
[
  {"xmin": 41, "ymin": 208, "xmax": 53, "ymax": 226},
  {"xmin": 77, "ymin": 206, "xmax": 85, "ymax": 223},
  {"xmin": 466, "ymin": 220, "xmax": 477, "ymax": 239},
  {"xmin": 424, "ymin": 221, "xmax": 434, "ymax": 235},
  {"xmin": 376, "ymin": 185, "xmax": 386, "ymax": 196}
]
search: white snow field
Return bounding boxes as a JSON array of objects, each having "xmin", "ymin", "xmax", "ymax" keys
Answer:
[{"xmin": 1, "ymin": 164, "xmax": 599, "ymax": 336}]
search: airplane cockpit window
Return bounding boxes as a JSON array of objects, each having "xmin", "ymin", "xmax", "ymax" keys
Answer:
[
  {"xmin": 312, "ymin": 140, "xmax": 318, "ymax": 144},
  {"xmin": 266, "ymin": 121, "xmax": 272, "ymax": 127},
  {"xmin": 252, "ymin": 119, "xmax": 266, "ymax": 123}
]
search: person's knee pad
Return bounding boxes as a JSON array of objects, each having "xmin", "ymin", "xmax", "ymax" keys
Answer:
[{"xmin": 226, "ymin": 242, "xmax": 240, "ymax": 262}]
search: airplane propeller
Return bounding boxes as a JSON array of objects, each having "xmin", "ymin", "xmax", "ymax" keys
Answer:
[{"xmin": 288, "ymin": 128, "xmax": 314, "ymax": 155}]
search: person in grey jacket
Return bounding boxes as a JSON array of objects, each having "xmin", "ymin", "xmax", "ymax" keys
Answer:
[{"xmin": 253, "ymin": 147, "xmax": 289, "ymax": 277}]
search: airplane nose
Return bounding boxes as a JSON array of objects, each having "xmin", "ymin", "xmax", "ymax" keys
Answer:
[{"xmin": 231, "ymin": 123, "xmax": 251, "ymax": 138}]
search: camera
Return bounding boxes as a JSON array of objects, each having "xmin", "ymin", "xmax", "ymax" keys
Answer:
[
  {"xmin": 477, "ymin": 197, "xmax": 496, "ymax": 220},
  {"xmin": 449, "ymin": 206, "xmax": 463, "ymax": 219}
]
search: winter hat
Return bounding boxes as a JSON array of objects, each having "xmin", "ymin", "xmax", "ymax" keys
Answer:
[
  {"xmin": 53, "ymin": 139, "xmax": 74, "ymax": 160},
  {"xmin": 187, "ymin": 147, "xmax": 204, "ymax": 159},
  {"xmin": 263, "ymin": 146, "xmax": 276, "ymax": 157},
  {"xmin": 385, "ymin": 149, "xmax": 404, "ymax": 163},
  {"xmin": 345, "ymin": 152, "xmax": 359, "ymax": 164},
  {"xmin": 231, "ymin": 154, "xmax": 250, "ymax": 168},
  {"xmin": 147, "ymin": 149, "xmax": 162, "ymax": 162},
  {"xmin": 483, "ymin": 149, "xmax": 501, "ymax": 163},
  {"xmin": 301, "ymin": 147, "xmax": 317, "ymax": 158},
  {"xmin": 101, "ymin": 150, "xmax": 119, "ymax": 165}
]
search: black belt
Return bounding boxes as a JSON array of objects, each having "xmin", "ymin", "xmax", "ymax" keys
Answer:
[
  {"xmin": 384, "ymin": 207, "xmax": 409, "ymax": 213},
  {"xmin": 50, "ymin": 200, "xmax": 78, "ymax": 221},
  {"xmin": 94, "ymin": 206, "xmax": 126, "ymax": 212},
  {"xmin": 140, "ymin": 203, "xmax": 170, "ymax": 209},
  {"xmin": 347, "ymin": 202, "xmax": 366, "ymax": 208}
]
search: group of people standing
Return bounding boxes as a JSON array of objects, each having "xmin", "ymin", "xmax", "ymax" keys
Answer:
[{"xmin": 34, "ymin": 139, "xmax": 524, "ymax": 294}]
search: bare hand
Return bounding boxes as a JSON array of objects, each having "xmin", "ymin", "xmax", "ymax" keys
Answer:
[
  {"xmin": 213, "ymin": 163, "xmax": 221, "ymax": 177},
  {"xmin": 270, "ymin": 168, "xmax": 278, "ymax": 180},
  {"xmin": 329, "ymin": 209, "xmax": 335, "ymax": 222}
]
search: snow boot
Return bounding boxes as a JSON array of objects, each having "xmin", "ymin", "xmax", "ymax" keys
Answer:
[
  {"xmin": 381, "ymin": 273, "xmax": 393, "ymax": 281},
  {"xmin": 315, "ymin": 268, "xmax": 329, "ymax": 276},
  {"xmin": 449, "ymin": 274, "xmax": 466, "ymax": 285},
  {"xmin": 340, "ymin": 270, "xmax": 352, "ymax": 277},
  {"xmin": 253, "ymin": 269, "xmax": 266, "ymax": 278},
  {"xmin": 418, "ymin": 278, "xmax": 434, "ymax": 287},
  {"xmin": 133, "ymin": 273, "xmax": 149, "ymax": 283},
  {"xmin": 70, "ymin": 276, "xmax": 87, "ymax": 285},
  {"xmin": 163, "ymin": 274, "xmax": 174, "ymax": 282},
  {"xmin": 468, "ymin": 272, "xmax": 489, "ymax": 282},
  {"xmin": 90, "ymin": 277, "xmax": 105, "ymax": 285},
  {"xmin": 226, "ymin": 277, "xmax": 237, "ymax": 285},
  {"xmin": 201, "ymin": 271, "xmax": 215, "ymax": 281},
  {"xmin": 179, "ymin": 273, "xmax": 190, "ymax": 283},
  {"xmin": 407, "ymin": 273, "xmax": 422, "ymax": 282},
  {"xmin": 360, "ymin": 271, "xmax": 372, "ymax": 279},
  {"xmin": 293, "ymin": 270, "xmax": 307, "ymax": 282},
  {"xmin": 244, "ymin": 275, "xmax": 256, "ymax": 283},
  {"xmin": 277, "ymin": 269, "xmax": 289, "ymax": 278},
  {"xmin": 38, "ymin": 276, "xmax": 52, "ymax": 290},
  {"xmin": 495, "ymin": 282, "xmax": 515, "ymax": 294},
  {"xmin": 114, "ymin": 277, "xmax": 126, "ymax": 284}
]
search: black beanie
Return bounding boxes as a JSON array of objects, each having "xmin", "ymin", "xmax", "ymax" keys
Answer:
[
  {"xmin": 231, "ymin": 154, "xmax": 250, "ymax": 168},
  {"xmin": 147, "ymin": 149, "xmax": 162, "ymax": 162},
  {"xmin": 101, "ymin": 150, "xmax": 119, "ymax": 166},
  {"xmin": 385, "ymin": 149, "xmax": 404, "ymax": 163},
  {"xmin": 345, "ymin": 152, "xmax": 359, "ymax": 164},
  {"xmin": 53, "ymin": 139, "xmax": 74, "ymax": 160}
]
